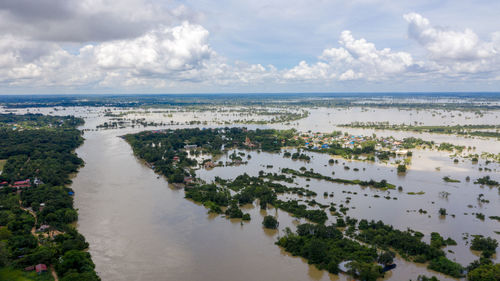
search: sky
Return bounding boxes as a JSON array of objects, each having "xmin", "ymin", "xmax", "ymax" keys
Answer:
[{"xmin": 0, "ymin": 0, "xmax": 499, "ymax": 94}]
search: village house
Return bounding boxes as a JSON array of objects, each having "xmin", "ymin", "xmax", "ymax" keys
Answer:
[
  {"xmin": 184, "ymin": 144, "xmax": 198, "ymax": 150},
  {"xmin": 244, "ymin": 136, "xmax": 256, "ymax": 148},
  {"xmin": 183, "ymin": 177, "xmax": 194, "ymax": 185},
  {"xmin": 204, "ymin": 161, "xmax": 216, "ymax": 169},
  {"xmin": 33, "ymin": 177, "xmax": 44, "ymax": 185},
  {"xmin": 12, "ymin": 179, "xmax": 31, "ymax": 189},
  {"xmin": 35, "ymin": 264, "xmax": 47, "ymax": 274},
  {"xmin": 37, "ymin": 224, "xmax": 50, "ymax": 232}
]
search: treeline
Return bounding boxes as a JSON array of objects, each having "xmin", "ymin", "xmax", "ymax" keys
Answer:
[
  {"xmin": 0, "ymin": 113, "xmax": 84, "ymax": 129},
  {"xmin": 341, "ymin": 122, "xmax": 500, "ymax": 139},
  {"xmin": 355, "ymin": 220, "xmax": 463, "ymax": 278},
  {"xmin": 0, "ymin": 114, "xmax": 99, "ymax": 280},
  {"xmin": 281, "ymin": 168, "xmax": 396, "ymax": 190},
  {"xmin": 3, "ymin": 93, "xmax": 500, "ymax": 111}
]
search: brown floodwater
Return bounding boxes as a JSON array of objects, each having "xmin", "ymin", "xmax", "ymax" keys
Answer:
[{"xmin": 2, "ymin": 105, "xmax": 499, "ymax": 280}]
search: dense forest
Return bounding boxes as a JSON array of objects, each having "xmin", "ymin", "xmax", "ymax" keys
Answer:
[
  {"xmin": 0, "ymin": 113, "xmax": 83, "ymax": 129},
  {"xmin": 0, "ymin": 114, "xmax": 99, "ymax": 281}
]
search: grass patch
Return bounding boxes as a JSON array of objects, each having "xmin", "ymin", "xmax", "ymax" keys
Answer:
[
  {"xmin": 443, "ymin": 176, "xmax": 460, "ymax": 183},
  {"xmin": 0, "ymin": 267, "xmax": 53, "ymax": 281},
  {"xmin": 407, "ymin": 191, "xmax": 425, "ymax": 195}
]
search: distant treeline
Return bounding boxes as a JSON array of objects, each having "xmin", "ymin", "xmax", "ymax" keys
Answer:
[
  {"xmin": 340, "ymin": 122, "xmax": 500, "ymax": 139},
  {"xmin": 2, "ymin": 93, "xmax": 500, "ymax": 110}
]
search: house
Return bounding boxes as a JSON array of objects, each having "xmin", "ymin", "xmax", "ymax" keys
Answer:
[
  {"xmin": 338, "ymin": 260, "xmax": 353, "ymax": 272},
  {"xmin": 24, "ymin": 265, "xmax": 35, "ymax": 271},
  {"xmin": 37, "ymin": 225, "xmax": 50, "ymax": 232},
  {"xmin": 14, "ymin": 179, "xmax": 30, "ymax": 185},
  {"xmin": 183, "ymin": 177, "xmax": 194, "ymax": 184},
  {"xmin": 12, "ymin": 179, "xmax": 31, "ymax": 189},
  {"xmin": 35, "ymin": 264, "xmax": 47, "ymax": 274},
  {"xmin": 0, "ymin": 181, "xmax": 8, "ymax": 186},
  {"xmin": 184, "ymin": 144, "xmax": 198, "ymax": 150},
  {"xmin": 204, "ymin": 161, "xmax": 215, "ymax": 169},
  {"xmin": 34, "ymin": 178, "xmax": 44, "ymax": 185},
  {"xmin": 173, "ymin": 156, "xmax": 180, "ymax": 162},
  {"xmin": 395, "ymin": 150, "xmax": 408, "ymax": 155},
  {"xmin": 244, "ymin": 136, "xmax": 256, "ymax": 148}
]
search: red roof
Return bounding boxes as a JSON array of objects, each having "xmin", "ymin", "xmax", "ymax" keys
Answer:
[
  {"xmin": 13, "ymin": 184, "xmax": 31, "ymax": 188},
  {"xmin": 0, "ymin": 181, "xmax": 8, "ymax": 185},
  {"xmin": 35, "ymin": 264, "xmax": 47, "ymax": 273},
  {"xmin": 14, "ymin": 179, "xmax": 30, "ymax": 185}
]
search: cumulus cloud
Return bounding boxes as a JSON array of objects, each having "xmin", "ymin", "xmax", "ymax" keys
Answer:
[
  {"xmin": 0, "ymin": 5, "xmax": 499, "ymax": 92},
  {"xmin": 0, "ymin": 22, "xmax": 215, "ymax": 88},
  {"xmin": 93, "ymin": 23, "xmax": 213, "ymax": 74},
  {"xmin": 404, "ymin": 13, "xmax": 499, "ymax": 74},
  {"xmin": 283, "ymin": 30, "xmax": 415, "ymax": 81},
  {"xmin": 0, "ymin": 21, "xmax": 278, "ymax": 90}
]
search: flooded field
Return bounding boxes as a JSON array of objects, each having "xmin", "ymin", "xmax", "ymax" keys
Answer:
[{"xmin": 1, "ymin": 104, "xmax": 499, "ymax": 280}]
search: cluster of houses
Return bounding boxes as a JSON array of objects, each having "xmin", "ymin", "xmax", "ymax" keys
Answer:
[
  {"xmin": 294, "ymin": 132, "xmax": 408, "ymax": 153},
  {"xmin": 0, "ymin": 177, "xmax": 44, "ymax": 191},
  {"xmin": 0, "ymin": 179, "xmax": 32, "ymax": 191}
]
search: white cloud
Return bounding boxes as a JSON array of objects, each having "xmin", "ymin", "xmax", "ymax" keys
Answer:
[
  {"xmin": 404, "ymin": 13, "xmax": 499, "ymax": 75},
  {"xmin": 283, "ymin": 30, "xmax": 414, "ymax": 82},
  {"xmin": 339, "ymin": 69, "xmax": 363, "ymax": 81},
  {"xmin": 0, "ymin": 22, "xmax": 275, "ymax": 90},
  {"xmin": 404, "ymin": 13, "xmax": 496, "ymax": 60},
  {"xmin": 94, "ymin": 22, "xmax": 213, "ymax": 74},
  {"xmin": 0, "ymin": 8, "xmax": 499, "ymax": 92},
  {"xmin": 283, "ymin": 61, "xmax": 331, "ymax": 80}
]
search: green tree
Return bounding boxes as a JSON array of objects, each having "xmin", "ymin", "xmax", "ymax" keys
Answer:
[
  {"xmin": 397, "ymin": 164, "xmax": 407, "ymax": 173},
  {"xmin": 377, "ymin": 251, "xmax": 395, "ymax": 265},
  {"xmin": 262, "ymin": 216, "xmax": 278, "ymax": 229},
  {"xmin": 467, "ymin": 263, "xmax": 500, "ymax": 281},
  {"xmin": 57, "ymin": 250, "xmax": 96, "ymax": 276}
]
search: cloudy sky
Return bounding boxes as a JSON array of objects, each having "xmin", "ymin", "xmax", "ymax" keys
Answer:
[{"xmin": 0, "ymin": 0, "xmax": 499, "ymax": 94}]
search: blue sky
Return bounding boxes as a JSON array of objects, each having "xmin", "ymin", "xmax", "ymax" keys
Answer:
[{"xmin": 0, "ymin": 0, "xmax": 499, "ymax": 94}]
